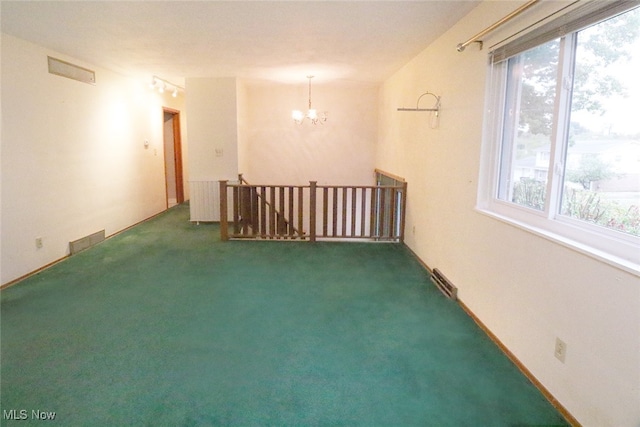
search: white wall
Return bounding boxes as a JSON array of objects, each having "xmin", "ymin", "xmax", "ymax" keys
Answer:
[
  {"xmin": 185, "ymin": 77, "xmax": 239, "ymax": 182},
  {"xmin": 185, "ymin": 77, "xmax": 239, "ymax": 222},
  {"xmin": 239, "ymin": 81, "xmax": 378, "ymax": 186},
  {"xmin": 188, "ymin": 78, "xmax": 377, "ymax": 222},
  {"xmin": 237, "ymin": 80, "xmax": 250, "ymax": 178},
  {"xmin": 1, "ymin": 34, "xmax": 187, "ymax": 285},
  {"xmin": 377, "ymin": 2, "xmax": 640, "ymax": 426},
  {"xmin": 0, "ymin": 32, "xmax": 3, "ymax": 284}
]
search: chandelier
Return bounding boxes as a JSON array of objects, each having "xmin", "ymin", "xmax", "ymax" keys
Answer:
[{"xmin": 292, "ymin": 76, "xmax": 327, "ymax": 124}]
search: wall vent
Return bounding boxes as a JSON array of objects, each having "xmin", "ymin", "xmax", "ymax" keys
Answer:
[
  {"xmin": 47, "ymin": 56, "xmax": 96, "ymax": 85},
  {"xmin": 69, "ymin": 230, "xmax": 105, "ymax": 255},
  {"xmin": 430, "ymin": 268, "xmax": 458, "ymax": 300}
]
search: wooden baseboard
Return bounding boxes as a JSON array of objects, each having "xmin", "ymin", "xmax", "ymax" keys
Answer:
[
  {"xmin": 402, "ymin": 244, "xmax": 580, "ymax": 427},
  {"xmin": 457, "ymin": 300, "xmax": 580, "ymax": 426},
  {"xmin": 1, "ymin": 208, "xmax": 169, "ymax": 290},
  {"xmin": 1, "ymin": 256, "xmax": 70, "ymax": 290}
]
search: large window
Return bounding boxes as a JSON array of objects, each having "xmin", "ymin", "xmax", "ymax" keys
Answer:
[{"xmin": 480, "ymin": 2, "xmax": 640, "ymax": 271}]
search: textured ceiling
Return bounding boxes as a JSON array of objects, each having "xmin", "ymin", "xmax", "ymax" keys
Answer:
[{"xmin": 1, "ymin": 1, "xmax": 480, "ymax": 85}]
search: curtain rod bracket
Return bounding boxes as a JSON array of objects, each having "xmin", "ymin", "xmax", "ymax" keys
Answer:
[
  {"xmin": 457, "ymin": 0, "xmax": 540, "ymax": 52},
  {"xmin": 457, "ymin": 40, "xmax": 483, "ymax": 52}
]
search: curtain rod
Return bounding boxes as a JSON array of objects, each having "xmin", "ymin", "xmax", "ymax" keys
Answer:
[{"xmin": 457, "ymin": 0, "xmax": 541, "ymax": 52}]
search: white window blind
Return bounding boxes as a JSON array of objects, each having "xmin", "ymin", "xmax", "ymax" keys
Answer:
[{"xmin": 490, "ymin": 0, "xmax": 639, "ymax": 63}]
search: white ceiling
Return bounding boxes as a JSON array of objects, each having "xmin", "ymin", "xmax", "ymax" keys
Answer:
[{"xmin": 1, "ymin": 1, "xmax": 480, "ymax": 85}]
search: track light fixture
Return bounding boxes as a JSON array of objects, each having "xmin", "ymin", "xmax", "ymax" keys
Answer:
[
  {"xmin": 292, "ymin": 76, "xmax": 327, "ymax": 125},
  {"xmin": 149, "ymin": 76, "xmax": 183, "ymax": 97}
]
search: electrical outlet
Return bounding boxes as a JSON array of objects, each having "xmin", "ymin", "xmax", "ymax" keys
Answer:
[
  {"xmin": 554, "ymin": 337, "xmax": 567, "ymax": 363},
  {"xmin": 35, "ymin": 237, "xmax": 43, "ymax": 249}
]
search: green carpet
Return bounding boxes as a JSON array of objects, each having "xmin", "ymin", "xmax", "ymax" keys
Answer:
[{"xmin": 1, "ymin": 203, "xmax": 568, "ymax": 426}]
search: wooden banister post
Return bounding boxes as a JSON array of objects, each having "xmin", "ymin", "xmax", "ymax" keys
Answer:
[
  {"xmin": 399, "ymin": 182, "xmax": 408, "ymax": 243},
  {"xmin": 219, "ymin": 180, "xmax": 229, "ymax": 241},
  {"xmin": 309, "ymin": 181, "xmax": 317, "ymax": 242}
]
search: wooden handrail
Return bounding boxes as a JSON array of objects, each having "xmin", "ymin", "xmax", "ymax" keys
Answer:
[
  {"xmin": 219, "ymin": 180, "xmax": 229, "ymax": 241},
  {"xmin": 219, "ymin": 176, "xmax": 407, "ymax": 242},
  {"xmin": 236, "ymin": 174, "xmax": 304, "ymax": 237},
  {"xmin": 374, "ymin": 168, "xmax": 406, "ymax": 183}
]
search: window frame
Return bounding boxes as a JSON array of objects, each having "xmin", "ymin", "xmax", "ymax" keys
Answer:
[{"xmin": 478, "ymin": 2, "xmax": 640, "ymax": 275}]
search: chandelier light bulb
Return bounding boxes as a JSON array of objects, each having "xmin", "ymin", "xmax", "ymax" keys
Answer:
[{"xmin": 292, "ymin": 110, "xmax": 304, "ymax": 123}]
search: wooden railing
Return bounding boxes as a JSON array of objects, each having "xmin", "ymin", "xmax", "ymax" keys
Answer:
[
  {"xmin": 219, "ymin": 176, "xmax": 407, "ymax": 243},
  {"xmin": 236, "ymin": 174, "xmax": 303, "ymax": 237}
]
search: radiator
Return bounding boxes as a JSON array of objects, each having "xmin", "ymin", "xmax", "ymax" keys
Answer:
[
  {"xmin": 430, "ymin": 268, "xmax": 458, "ymax": 300},
  {"xmin": 189, "ymin": 181, "xmax": 220, "ymax": 222}
]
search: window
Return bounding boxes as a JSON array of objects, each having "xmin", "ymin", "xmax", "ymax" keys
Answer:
[{"xmin": 479, "ymin": 2, "xmax": 640, "ymax": 272}]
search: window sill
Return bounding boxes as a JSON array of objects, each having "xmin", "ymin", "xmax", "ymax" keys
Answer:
[{"xmin": 475, "ymin": 207, "xmax": 640, "ymax": 277}]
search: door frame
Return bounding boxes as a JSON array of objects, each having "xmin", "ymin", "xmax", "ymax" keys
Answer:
[{"xmin": 163, "ymin": 107, "xmax": 184, "ymax": 206}]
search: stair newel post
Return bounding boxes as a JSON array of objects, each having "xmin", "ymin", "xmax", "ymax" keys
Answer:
[
  {"xmin": 219, "ymin": 180, "xmax": 229, "ymax": 241},
  {"xmin": 309, "ymin": 181, "xmax": 317, "ymax": 242},
  {"xmin": 399, "ymin": 181, "xmax": 408, "ymax": 243}
]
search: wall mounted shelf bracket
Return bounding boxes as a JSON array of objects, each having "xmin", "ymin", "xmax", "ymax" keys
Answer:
[{"xmin": 397, "ymin": 92, "xmax": 441, "ymax": 116}]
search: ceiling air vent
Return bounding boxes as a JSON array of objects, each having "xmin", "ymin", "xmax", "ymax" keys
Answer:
[{"xmin": 47, "ymin": 56, "xmax": 95, "ymax": 85}]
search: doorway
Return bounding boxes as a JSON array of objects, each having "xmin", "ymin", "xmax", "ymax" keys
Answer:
[{"xmin": 163, "ymin": 108, "xmax": 184, "ymax": 208}]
